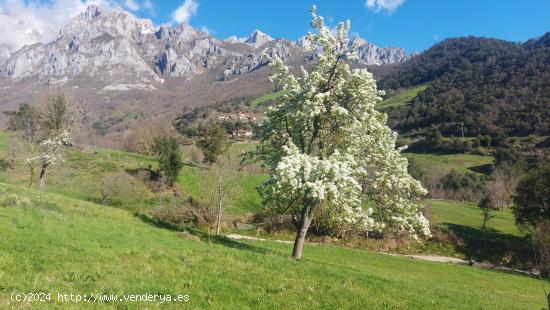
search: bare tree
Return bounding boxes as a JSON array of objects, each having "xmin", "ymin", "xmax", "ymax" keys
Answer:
[
  {"xmin": 487, "ymin": 166, "xmax": 519, "ymax": 211},
  {"xmin": 493, "ymin": 166, "xmax": 519, "ymax": 211},
  {"xmin": 41, "ymin": 90, "xmax": 72, "ymax": 136},
  {"xmin": 136, "ymin": 119, "xmax": 178, "ymax": 156},
  {"xmin": 99, "ymin": 173, "xmax": 127, "ymax": 204},
  {"xmin": 485, "ymin": 178, "xmax": 507, "ymax": 211},
  {"xmin": 199, "ymin": 156, "xmax": 240, "ymax": 236}
]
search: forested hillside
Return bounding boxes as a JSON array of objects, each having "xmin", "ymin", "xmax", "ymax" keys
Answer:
[{"xmin": 380, "ymin": 33, "xmax": 550, "ymax": 138}]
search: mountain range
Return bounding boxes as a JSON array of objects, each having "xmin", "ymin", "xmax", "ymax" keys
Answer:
[
  {"xmin": 0, "ymin": 5, "xmax": 410, "ymax": 144},
  {"xmin": 0, "ymin": 5, "xmax": 407, "ymax": 87}
]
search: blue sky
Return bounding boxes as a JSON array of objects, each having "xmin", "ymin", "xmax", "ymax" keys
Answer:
[
  {"xmin": 138, "ymin": 0, "xmax": 550, "ymax": 53},
  {"xmin": 1, "ymin": 0, "xmax": 549, "ymax": 53}
]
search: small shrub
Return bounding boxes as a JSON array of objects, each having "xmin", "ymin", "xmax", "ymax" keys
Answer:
[
  {"xmin": 149, "ymin": 196, "xmax": 215, "ymax": 227},
  {"xmin": 95, "ymin": 172, "xmax": 147, "ymax": 207},
  {"xmin": 432, "ymin": 169, "xmax": 486, "ymax": 201},
  {"xmin": 0, "ymin": 158, "xmax": 13, "ymax": 171},
  {"xmin": 0, "ymin": 194, "xmax": 30, "ymax": 208},
  {"xmin": 0, "ymin": 196, "xmax": 18, "ymax": 208},
  {"xmin": 149, "ymin": 204, "xmax": 192, "ymax": 226}
]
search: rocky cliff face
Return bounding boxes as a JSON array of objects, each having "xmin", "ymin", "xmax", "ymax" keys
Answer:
[
  {"xmin": 294, "ymin": 36, "xmax": 409, "ymax": 65},
  {"xmin": 353, "ymin": 38, "xmax": 408, "ymax": 65},
  {"xmin": 2, "ymin": 6, "xmax": 158, "ymax": 83},
  {"xmin": 221, "ymin": 39, "xmax": 304, "ymax": 80},
  {"xmin": 0, "ymin": 5, "xmax": 409, "ymax": 87},
  {"xmin": 0, "ymin": 5, "xmax": 247, "ymax": 85}
]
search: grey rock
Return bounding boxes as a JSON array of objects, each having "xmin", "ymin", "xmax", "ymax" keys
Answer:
[
  {"xmin": 0, "ymin": 5, "xmax": 410, "ymax": 87},
  {"xmin": 353, "ymin": 37, "xmax": 408, "ymax": 65},
  {"xmin": 244, "ymin": 30, "xmax": 273, "ymax": 48}
]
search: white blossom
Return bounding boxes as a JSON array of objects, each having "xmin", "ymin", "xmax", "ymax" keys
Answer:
[
  {"xmin": 27, "ymin": 130, "xmax": 71, "ymax": 168},
  {"xmin": 256, "ymin": 6, "xmax": 430, "ymax": 238}
]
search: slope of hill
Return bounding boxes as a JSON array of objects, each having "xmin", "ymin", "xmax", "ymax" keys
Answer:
[
  {"xmin": 0, "ymin": 182, "xmax": 547, "ymax": 309},
  {"xmin": 0, "ymin": 133, "xmax": 494, "ymax": 214},
  {"xmin": 377, "ymin": 84, "xmax": 428, "ymax": 109},
  {"xmin": 2, "ymin": 130, "xmax": 548, "ymax": 307},
  {"xmin": 379, "ymin": 33, "xmax": 550, "ymax": 138}
]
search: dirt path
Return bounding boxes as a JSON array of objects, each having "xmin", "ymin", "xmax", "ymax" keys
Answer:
[
  {"xmin": 225, "ymin": 234, "xmax": 538, "ymax": 276},
  {"xmin": 225, "ymin": 234, "xmax": 296, "ymax": 244}
]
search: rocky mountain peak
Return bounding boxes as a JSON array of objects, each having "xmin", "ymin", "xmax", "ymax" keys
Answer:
[
  {"xmin": 244, "ymin": 30, "xmax": 273, "ymax": 48},
  {"xmin": 224, "ymin": 35, "xmax": 246, "ymax": 44},
  {"xmin": 80, "ymin": 5, "xmax": 102, "ymax": 20},
  {"xmin": 68, "ymin": 5, "xmax": 155, "ymax": 39}
]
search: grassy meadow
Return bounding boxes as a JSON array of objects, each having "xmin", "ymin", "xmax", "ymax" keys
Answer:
[
  {"xmin": 403, "ymin": 152, "xmax": 494, "ymax": 177},
  {"xmin": 249, "ymin": 90, "xmax": 287, "ymax": 107},
  {"xmin": 0, "ymin": 183, "xmax": 548, "ymax": 309},
  {"xmin": 377, "ymin": 84, "xmax": 428, "ymax": 109},
  {"xmin": 0, "ymin": 131, "xmax": 548, "ymax": 308}
]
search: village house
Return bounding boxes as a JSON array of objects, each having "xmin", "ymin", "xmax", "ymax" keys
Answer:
[
  {"xmin": 231, "ymin": 128, "xmax": 253, "ymax": 139},
  {"xmin": 218, "ymin": 111, "xmax": 257, "ymax": 122}
]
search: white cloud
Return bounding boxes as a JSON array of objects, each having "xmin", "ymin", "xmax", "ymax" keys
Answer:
[
  {"xmin": 0, "ymin": 0, "xmax": 117, "ymax": 52},
  {"xmin": 124, "ymin": 0, "xmax": 139, "ymax": 11},
  {"xmin": 365, "ymin": 0, "xmax": 406, "ymax": 13},
  {"xmin": 142, "ymin": 0, "xmax": 153, "ymax": 10},
  {"xmin": 171, "ymin": 0, "xmax": 197, "ymax": 24}
]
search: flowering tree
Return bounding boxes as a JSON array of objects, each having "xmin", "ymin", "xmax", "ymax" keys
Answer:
[
  {"xmin": 27, "ymin": 130, "xmax": 71, "ymax": 191},
  {"xmin": 25, "ymin": 90, "xmax": 79, "ymax": 191},
  {"xmin": 256, "ymin": 7, "xmax": 430, "ymax": 259}
]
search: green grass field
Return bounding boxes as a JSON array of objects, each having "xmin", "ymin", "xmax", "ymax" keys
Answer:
[
  {"xmin": 424, "ymin": 199, "xmax": 532, "ymax": 268},
  {"xmin": 1, "ymin": 131, "xmax": 548, "ymax": 308},
  {"xmin": 0, "ymin": 183, "xmax": 548, "ymax": 309},
  {"xmin": 249, "ymin": 90, "xmax": 287, "ymax": 107},
  {"xmin": 404, "ymin": 152, "xmax": 494, "ymax": 177},
  {"xmin": 378, "ymin": 85, "xmax": 428, "ymax": 109},
  {"xmin": 429, "ymin": 199, "xmax": 521, "ymax": 236}
]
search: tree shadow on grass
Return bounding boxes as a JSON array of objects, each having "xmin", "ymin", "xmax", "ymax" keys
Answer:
[
  {"xmin": 126, "ymin": 167, "xmax": 160, "ymax": 182},
  {"xmin": 442, "ymin": 223, "xmax": 533, "ymax": 269},
  {"xmin": 135, "ymin": 213, "xmax": 183, "ymax": 232},
  {"xmin": 468, "ymin": 164, "xmax": 493, "ymax": 175},
  {"xmin": 135, "ymin": 213, "xmax": 271, "ymax": 255}
]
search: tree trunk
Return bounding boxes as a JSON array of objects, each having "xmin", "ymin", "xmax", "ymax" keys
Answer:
[
  {"xmin": 216, "ymin": 197, "xmax": 223, "ymax": 236},
  {"xmin": 215, "ymin": 173, "xmax": 224, "ymax": 235},
  {"xmin": 292, "ymin": 206, "xmax": 313, "ymax": 260},
  {"xmin": 38, "ymin": 166, "xmax": 46, "ymax": 191},
  {"xmin": 28, "ymin": 164, "xmax": 35, "ymax": 189},
  {"xmin": 171, "ymin": 184, "xmax": 180, "ymax": 197}
]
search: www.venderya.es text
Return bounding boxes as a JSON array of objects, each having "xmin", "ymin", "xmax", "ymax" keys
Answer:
[{"xmin": 10, "ymin": 290, "xmax": 190, "ymax": 304}]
